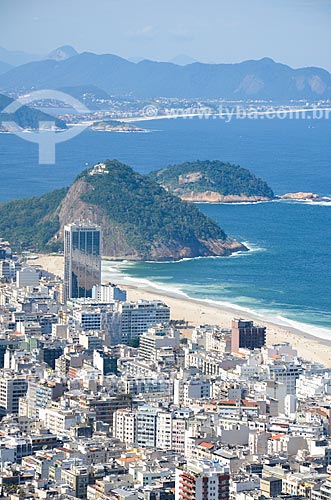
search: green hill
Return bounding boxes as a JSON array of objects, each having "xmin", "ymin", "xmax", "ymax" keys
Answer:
[
  {"xmin": 0, "ymin": 188, "xmax": 67, "ymax": 252},
  {"xmin": 148, "ymin": 160, "xmax": 274, "ymax": 203},
  {"xmin": 0, "ymin": 93, "xmax": 67, "ymax": 130},
  {"xmin": 0, "ymin": 160, "xmax": 246, "ymax": 260}
]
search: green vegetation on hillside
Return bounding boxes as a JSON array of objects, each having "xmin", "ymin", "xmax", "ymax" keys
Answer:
[
  {"xmin": 0, "ymin": 160, "xmax": 250, "ymax": 258},
  {"xmin": 0, "ymin": 189, "xmax": 67, "ymax": 251},
  {"xmin": 80, "ymin": 161, "xmax": 227, "ymax": 254},
  {"xmin": 149, "ymin": 160, "xmax": 274, "ymax": 198}
]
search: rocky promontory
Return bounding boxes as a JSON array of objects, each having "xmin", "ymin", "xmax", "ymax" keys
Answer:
[
  {"xmin": 180, "ymin": 191, "xmax": 271, "ymax": 203},
  {"xmin": 279, "ymin": 192, "xmax": 320, "ymax": 201},
  {"xmin": 0, "ymin": 160, "xmax": 247, "ymax": 260}
]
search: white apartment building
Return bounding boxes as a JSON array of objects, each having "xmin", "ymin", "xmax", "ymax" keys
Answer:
[
  {"xmin": 79, "ymin": 331, "xmax": 103, "ymax": 350},
  {"xmin": 172, "ymin": 409, "xmax": 194, "ymax": 453},
  {"xmin": 39, "ymin": 407, "xmax": 81, "ymax": 435},
  {"xmin": 92, "ymin": 283, "xmax": 127, "ymax": 302},
  {"xmin": 71, "ymin": 299, "xmax": 170, "ymax": 345},
  {"xmin": 136, "ymin": 406, "xmax": 158, "ymax": 448},
  {"xmin": 248, "ymin": 429, "xmax": 271, "ymax": 456},
  {"xmin": 175, "ymin": 459, "xmax": 230, "ymax": 500},
  {"xmin": 0, "ymin": 373, "xmax": 28, "ymax": 416},
  {"xmin": 0, "ymin": 260, "xmax": 19, "ymax": 280},
  {"xmin": 16, "ymin": 267, "xmax": 40, "ymax": 288},
  {"xmin": 118, "ymin": 300, "xmax": 170, "ymax": 343},
  {"xmin": 114, "ymin": 406, "xmax": 194, "ymax": 451},
  {"xmin": 114, "ymin": 409, "xmax": 136, "ymax": 445},
  {"xmin": 156, "ymin": 411, "xmax": 172, "ymax": 450},
  {"xmin": 138, "ymin": 325, "xmax": 180, "ymax": 361},
  {"xmin": 267, "ymin": 363, "xmax": 302, "ymax": 395},
  {"xmin": 174, "ymin": 377, "xmax": 210, "ymax": 405},
  {"xmin": 296, "ymin": 373, "xmax": 331, "ymax": 400},
  {"xmin": 73, "ymin": 309, "xmax": 103, "ymax": 330}
]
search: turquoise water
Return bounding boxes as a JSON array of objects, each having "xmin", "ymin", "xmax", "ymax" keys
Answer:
[
  {"xmin": 102, "ymin": 199, "xmax": 331, "ymax": 338},
  {"xmin": 0, "ymin": 116, "xmax": 330, "ymax": 335}
]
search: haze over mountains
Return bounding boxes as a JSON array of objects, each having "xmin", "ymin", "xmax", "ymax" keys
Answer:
[
  {"xmin": 0, "ymin": 46, "xmax": 331, "ymax": 99},
  {"xmin": 0, "ymin": 60, "xmax": 12, "ymax": 75},
  {"xmin": 0, "ymin": 46, "xmax": 40, "ymax": 66}
]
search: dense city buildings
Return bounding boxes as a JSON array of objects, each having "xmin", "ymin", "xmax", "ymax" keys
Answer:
[{"xmin": 0, "ymin": 237, "xmax": 330, "ymax": 500}]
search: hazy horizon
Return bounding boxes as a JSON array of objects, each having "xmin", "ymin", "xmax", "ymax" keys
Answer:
[{"xmin": 1, "ymin": 0, "xmax": 331, "ymax": 71}]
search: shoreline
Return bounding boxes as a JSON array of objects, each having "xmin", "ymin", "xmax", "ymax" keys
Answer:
[
  {"xmin": 29, "ymin": 254, "xmax": 331, "ymax": 367},
  {"xmin": 119, "ymin": 106, "xmax": 331, "ymax": 123}
]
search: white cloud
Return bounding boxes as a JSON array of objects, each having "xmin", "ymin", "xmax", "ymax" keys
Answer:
[{"xmin": 126, "ymin": 25, "xmax": 158, "ymax": 39}]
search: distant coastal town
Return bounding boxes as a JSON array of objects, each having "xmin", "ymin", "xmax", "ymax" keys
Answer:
[{"xmin": 0, "ymin": 221, "xmax": 331, "ymax": 500}]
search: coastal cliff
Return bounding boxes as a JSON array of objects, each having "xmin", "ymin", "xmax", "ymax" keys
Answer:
[
  {"xmin": 180, "ymin": 191, "xmax": 271, "ymax": 203},
  {"xmin": 0, "ymin": 160, "xmax": 247, "ymax": 260}
]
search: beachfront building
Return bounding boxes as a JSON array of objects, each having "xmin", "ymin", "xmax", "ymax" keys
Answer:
[
  {"xmin": 69, "ymin": 297, "xmax": 170, "ymax": 345},
  {"xmin": 92, "ymin": 282, "xmax": 127, "ymax": 302},
  {"xmin": 231, "ymin": 319, "xmax": 266, "ymax": 352},
  {"xmin": 118, "ymin": 300, "xmax": 170, "ymax": 343},
  {"xmin": 64, "ymin": 222, "xmax": 101, "ymax": 301}
]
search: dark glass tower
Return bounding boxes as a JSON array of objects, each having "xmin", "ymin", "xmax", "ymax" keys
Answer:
[{"xmin": 64, "ymin": 223, "xmax": 101, "ymax": 301}]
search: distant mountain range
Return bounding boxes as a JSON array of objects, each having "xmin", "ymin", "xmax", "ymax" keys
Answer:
[
  {"xmin": 0, "ymin": 45, "xmax": 77, "ymax": 67},
  {"xmin": 169, "ymin": 54, "xmax": 198, "ymax": 66},
  {"xmin": 0, "ymin": 47, "xmax": 330, "ymax": 99},
  {"xmin": 0, "ymin": 60, "xmax": 12, "ymax": 75},
  {"xmin": 129, "ymin": 54, "xmax": 198, "ymax": 65},
  {"xmin": 0, "ymin": 46, "xmax": 41, "ymax": 66},
  {"xmin": 47, "ymin": 45, "xmax": 79, "ymax": 61}
]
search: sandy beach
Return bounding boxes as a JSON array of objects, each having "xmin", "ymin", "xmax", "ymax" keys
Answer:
[{"xmin": 30, "ymin": 254, "xmax": 331, "ymax": 367}]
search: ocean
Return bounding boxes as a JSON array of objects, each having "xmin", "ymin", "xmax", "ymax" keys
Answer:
[{"xmin": 0, "ymin": 115, "xmax": 330, "ymax": 336}]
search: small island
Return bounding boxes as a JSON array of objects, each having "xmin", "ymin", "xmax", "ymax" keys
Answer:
[
  {"xmin": 277, "ymin": 192, "xmax": 330, "ymax": 203},
  {"xmin": 148, "ymin": 160, "xmax": 275, "ymax": 203},
  {"xmin": 149, "ymin": 160, "xmax": 330, "ymax": 204},
  {"xmin": 90, "ymin": 119, "xmax": 146, "ymax": 133}
]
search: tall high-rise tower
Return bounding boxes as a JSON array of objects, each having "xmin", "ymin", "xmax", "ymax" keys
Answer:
[{"xmin": 64, "ymin": 223, "xmax": 101, "ymax": 301}]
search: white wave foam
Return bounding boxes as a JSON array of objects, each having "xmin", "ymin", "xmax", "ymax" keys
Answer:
[
  {"xmin": 241, "ymin": 241, "xmax": 266, "ymax": 253},
  {"xmin": 106, "ymin": 244, "xmax": 264, "ymax": 266},
  {"xmin": 211, "ymin": 201, "xmax": 270, "ymax": 206},
  {"xmin": 280, "ymin": 199, "xmax": 331, "ymax": 207},
  {"xmin": 102, "ymin": 260, "xmax": 331, "ymax": 340},
  {"xmin": 205, "ymin": 198, "xmax": 331, "ymax": 207},
  {"xmin": 269, "ymin": 315, "xmax": 331, "ymax": 341}
]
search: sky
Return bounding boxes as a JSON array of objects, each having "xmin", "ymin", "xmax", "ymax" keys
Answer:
[{"xmin": 0, "ymin": 0, "xmax": 331, "ymax": 70}]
